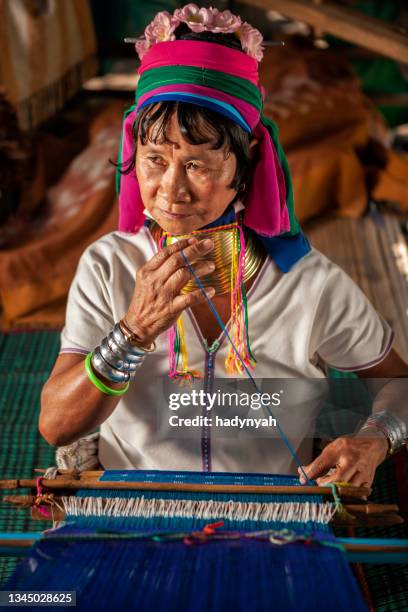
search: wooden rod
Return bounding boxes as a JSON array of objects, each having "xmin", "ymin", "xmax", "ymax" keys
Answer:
[
  {"xmin": 345, "ymin": 504, "xmax": 399, "ymax": 515},
  {"xmin": 4, "ymin": 496, "xmax": 397, "ymax": 516},
  {"xmin": 333, "ymin": 513, "xmax": 404, "ymax": 527},
  {"xmin": 0, "ymin": 478, "xmax": 371, "ymax": 499},
  {"xmin": 6, "ymin": 495, "xmax": 404, "ymax": 527},
  {"xmin": 248, "ymin": 0, "xmax": 408, "ymax": 64},
  {"xmin": 0, "ymin": 533, "xmax": 406, "ymax": 554}
]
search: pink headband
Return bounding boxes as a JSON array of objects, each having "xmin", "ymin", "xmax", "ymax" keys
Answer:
[{"xmin": 138, "ymin": 40, "xmax": 260, "ymax": 86}]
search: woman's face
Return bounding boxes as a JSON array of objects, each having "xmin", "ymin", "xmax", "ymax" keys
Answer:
[{"xmin": 135, "ymin": 112, "xmax": 238, "ymax": 234}]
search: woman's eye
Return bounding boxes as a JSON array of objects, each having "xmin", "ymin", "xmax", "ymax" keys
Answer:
[
  {"xmin": 187, "ymin": 162, "xmax": 206, "ymax": 171},
  {"xmin": 147, "ymin": 156, "xmax": 166, "ymax": 166}
]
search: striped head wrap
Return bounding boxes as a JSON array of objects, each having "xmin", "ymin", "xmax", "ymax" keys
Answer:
[{"xmin": 117, "ymin": 34, "xmax": 307, "ymax": 248}]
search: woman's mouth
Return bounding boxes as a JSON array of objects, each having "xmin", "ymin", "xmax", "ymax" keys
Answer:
[{"xmin": 159, "ymin": 209, "xmax": 192, "ymax": 220}]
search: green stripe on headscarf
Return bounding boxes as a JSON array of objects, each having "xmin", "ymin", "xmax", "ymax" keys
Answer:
[{"xmin": 137, "ymin": 65, "xmax": 263, "ymax": 112}]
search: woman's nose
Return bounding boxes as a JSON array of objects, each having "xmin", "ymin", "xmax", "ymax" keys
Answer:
[{"xmin": 160, "ymin": 165, "xmax": 191, "ymax": 203}]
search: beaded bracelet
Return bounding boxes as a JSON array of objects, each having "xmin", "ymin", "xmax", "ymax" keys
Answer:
[{"xmin": 85, "ymin": 353, "xmax": 129, "ymax": 397}]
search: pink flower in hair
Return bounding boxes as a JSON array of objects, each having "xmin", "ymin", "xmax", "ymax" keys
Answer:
[
  {"xmin": 145, "ymin": 11, "xmax": 179, "ymax": 43},
  {"xmin": 212, "ymin": 10, "xmax": 242, "ymax": 33},
  {"xmin": 236, "ymin": 22, "xmax": 264, "ymax": 62},
  {"xmin": 135, "ymin": 11, "xmax": 179, "ymax": 59},
  {"xmin": 174, "ymin": 3, "xmax": 216, "ymax": 33}
]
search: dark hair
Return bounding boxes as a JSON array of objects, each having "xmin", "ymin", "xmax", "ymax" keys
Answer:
[{"xmin": 116, "ymin": 28, "xmax": 255, "ymax": 195}]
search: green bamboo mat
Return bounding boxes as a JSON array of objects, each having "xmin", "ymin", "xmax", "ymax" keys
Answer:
[{"xmin": 0, "ymin": 331, "xmax": 60, "ymax": 583}]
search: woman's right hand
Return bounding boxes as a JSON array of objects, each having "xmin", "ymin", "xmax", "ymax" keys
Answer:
[{"xmin": 124, "ymin": 237, "xmax": 215, "ymax": 347}]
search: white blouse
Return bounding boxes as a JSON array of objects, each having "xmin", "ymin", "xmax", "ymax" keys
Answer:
[{"xmin": 60, "ymin": 227, "xmax": 393, "ymax": 474}]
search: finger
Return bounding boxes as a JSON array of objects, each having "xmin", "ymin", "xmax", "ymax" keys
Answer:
[
  {"xmin": 164, "ymin": 260, "xmax": 216, "ymax": 294},
  {"xmin": 298, "ymin": 446, "xmax": 338, "ymax": 483},
  {"xmin": 172, "ymin": 286, "xmax": 216, "ymax": 314},
  {"xmin": 144, "ymin": 237, "xmax": 198, "ymax": 272},
  {"xmin": 316, "ymin": 466, "xmax": 357, "ymax": 486},
  {"xmin": 346, "ymin": 471, "xmax": 372, "ymax": 488},
  {"xmin": 157, "ymin": 239, "xmax": 215, "ymax": 283}
]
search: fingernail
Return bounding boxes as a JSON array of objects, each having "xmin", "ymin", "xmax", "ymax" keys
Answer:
[
  {"xmin": 202, "ymin": 239, "xmax": 214, "ymax": 249},
  {"xmin": 207, "ymin": 262, "xmax": 215, "ymax": 271},
  {"xmin": 188, "ymin": 237, "xmax": 197, "ymax": 244},
  {"xmin": 206, "ymin": 287, "xmax": 215, "ymax": 296}
]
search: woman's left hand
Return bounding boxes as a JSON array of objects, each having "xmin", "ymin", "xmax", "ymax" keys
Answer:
[{"xmin": 298, "ymin": 430, "xmax": 389, "ymax": 487}]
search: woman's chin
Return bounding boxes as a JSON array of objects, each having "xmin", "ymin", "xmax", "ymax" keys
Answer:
[{"xmin": 155, "ymin": 213, "xmax": 204, "ymax": 235}]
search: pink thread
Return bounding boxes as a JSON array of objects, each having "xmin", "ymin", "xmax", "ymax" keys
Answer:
[
  {"xmin": 168, "ymin": 324, "xmax": 178, "ymax": 377},
  {"xmin": 35, "ymin": 477, "xmax": 51, "ymax": 519}
]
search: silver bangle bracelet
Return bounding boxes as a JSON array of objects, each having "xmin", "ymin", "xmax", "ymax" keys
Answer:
[
  {"xmin": 100, "ymin": 337, "xmax": 144, "ymax": 372},
  {"xmin": 112, "ymin": 323, "xmax": 153, "ymax": 356},
  {"xmin": 360, "ymin": 410, "xmax": 407, "ymax": 454},
  {"xmin": 92, "ymin": 322, "xmax": 152, "ymax": 383},
  {"xmin": 106, "ymin": 333, "xmax": 145, "ymax": 365},
  {"xmin": 92, "ymin": 349, "xmax": 130, "ymax": 384}
]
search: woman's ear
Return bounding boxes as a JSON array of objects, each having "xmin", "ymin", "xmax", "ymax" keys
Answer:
[{"xmin": 249, "ymin": 138, "xmax": 259, "ymax": 160}]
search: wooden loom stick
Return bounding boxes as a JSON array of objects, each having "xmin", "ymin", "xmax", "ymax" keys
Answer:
[
  {"xmin": 0, "ymin": 533, "xmax": 407, "ymax": 555},
  {"xmin": 4, "ymin": 495, "xmax": 403, "ymax": 526},
  {"xmin": 0, "ymin": 477, "xmax": 372, "ymax": 499},
  {"xmin": 3, "ymin": 496, "xmax": 398, "ymax": 516}
]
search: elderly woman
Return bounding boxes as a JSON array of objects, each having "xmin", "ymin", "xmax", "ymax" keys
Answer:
[{"xmin": 39, "ymin": 5, "xmax": 407, "ymax": 486}]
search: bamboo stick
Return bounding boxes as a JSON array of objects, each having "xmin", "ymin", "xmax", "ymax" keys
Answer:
[
  {"xmin": 4, "ymin": 496, "xmax": 397, "ymax": 516},
  {"xmin": 5, "ymin": 495, "xmax": 401, "ymax": 527},
  {"xmin": 0, "ymin": 477, "xmax": 372, "ymax": 499}
]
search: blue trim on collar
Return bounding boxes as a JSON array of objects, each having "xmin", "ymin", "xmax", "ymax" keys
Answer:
[{"xmin": 257, "ymin": 232, "xmax": 311, "ymax": 273}]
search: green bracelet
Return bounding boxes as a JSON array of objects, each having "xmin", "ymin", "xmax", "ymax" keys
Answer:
[{"xmin": 85, "ymin": 352, "xmax": 129, "ymax": 397}]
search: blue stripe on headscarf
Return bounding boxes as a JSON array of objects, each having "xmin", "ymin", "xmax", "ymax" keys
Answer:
[{"xmin": 138, "ymin": 92, "xmax": 251, "ymax": 133}]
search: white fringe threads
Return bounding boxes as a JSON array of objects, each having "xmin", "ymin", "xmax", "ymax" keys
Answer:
[{"xmin": 60, "ymin": 496, "xmax": 336, "ymax": 525}]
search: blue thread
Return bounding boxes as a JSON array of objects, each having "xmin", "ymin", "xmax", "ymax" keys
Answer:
[{"xmin": 180, "ymin": 249, "xmax": 311, "ymax": 484}]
